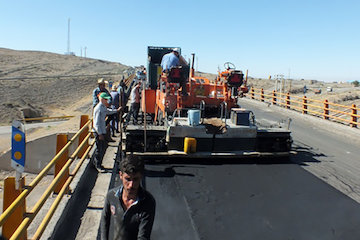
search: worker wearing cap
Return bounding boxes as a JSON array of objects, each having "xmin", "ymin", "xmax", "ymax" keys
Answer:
[
  {"xmin": 93, "ymin": 78, "xmax": 112, "ymax": 108},
  {"xmin": 93, "ymin": 92, "xmax": 121, "ymax": 170},
  {"xmin": 160, "ymin": 48, "xmax": 189, "ymax": 96},
  {"xmin": 161, "ymin": 48, "xmax": 180, "ymax": 72}
]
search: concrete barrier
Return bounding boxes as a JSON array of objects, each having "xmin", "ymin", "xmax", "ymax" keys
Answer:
[{"xmin": 0, "ymin": 133, "xmax": 77, "ymax": 174}]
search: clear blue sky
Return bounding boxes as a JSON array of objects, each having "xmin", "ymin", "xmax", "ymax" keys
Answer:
[{"xmin": 1, "ymin": 0, "xmax": 359, "ymax": 82}]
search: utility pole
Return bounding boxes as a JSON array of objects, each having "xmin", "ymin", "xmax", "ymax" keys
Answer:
[
  {"xmin": 80, "ymin": 47, "xmax": 82, "ymax": 57},
  {"xmin": 67, "ymin": 18, "xmax": 71, "ymax": 53},
  {"xmin": 288, "ymin": 68, "xmax": 292, "ymax": 92},
  {"xmin": 84, "ymin": 47, "xmax": 87, "ymax": 58}
]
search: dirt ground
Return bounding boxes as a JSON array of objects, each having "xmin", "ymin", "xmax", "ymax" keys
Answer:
[
  {"xmin": 0, "ymin": 48, "xmax": 133, "ymax": 195},
  {"xmin": 0, "ymin": 47, "xmax": 132, "ymax": 125}
]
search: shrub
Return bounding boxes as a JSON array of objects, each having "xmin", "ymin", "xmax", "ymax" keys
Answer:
[{"xmin": 352, "ymin": 80, "xmax": 359, "ymax": 87}]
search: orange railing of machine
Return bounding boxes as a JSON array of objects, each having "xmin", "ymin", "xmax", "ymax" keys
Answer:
[
  {"xmin": 0, "ymin": 115, "xmax": 95, "ymax": 240},
  {"xmin": 247, "ymin": 87, "xmax": 360, "ymax": 128}
]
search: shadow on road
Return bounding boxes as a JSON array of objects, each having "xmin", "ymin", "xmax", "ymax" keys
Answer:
[
  {"xmin": 145, "ymin": 166, "xmax": 195, "ymax": 178},
  {"xmin": 49, "ymin": 162, "xmax": 99, "ymax": 240},
  {"xmin": 291, "ymin": 141, "xmax": 325, "ymax": 166}
]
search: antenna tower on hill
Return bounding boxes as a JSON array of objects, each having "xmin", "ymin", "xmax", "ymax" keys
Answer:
[{"xmin": 65, "ymin": 18, "xmax": 75, "ymax": 56}]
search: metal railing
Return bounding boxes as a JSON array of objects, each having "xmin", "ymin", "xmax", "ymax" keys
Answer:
[
  {"xmin": 0, "ymin": 115, "xmax": 95, "ymax": 239},
  {"xmin": 24, "ymin": 115, "xmax": 74, "ymax": 122},
  {"xmin": 247, "ymin": 87, "xmax": 360, "ymax": 128}
]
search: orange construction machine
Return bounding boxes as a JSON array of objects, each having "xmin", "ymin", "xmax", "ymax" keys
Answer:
[
  {"xmin": 123, "ymin": 46, "xmax": 292, "ymax": 158},
  {"xmin": 141, "ymin": 46, "xmax": 248, "ymax": 124}
]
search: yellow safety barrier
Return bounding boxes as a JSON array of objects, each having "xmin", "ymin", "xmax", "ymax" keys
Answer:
[
  {"xmin": 78, "ymin": 115, "xmax": 90, "ymax": 158},
  {"xmin": 54, "ymin": 134, "xmax": 69, "ymax": 194},
  {"xmin": 24, "ymin": 115, "xmax": 74, "ymax": 122},
  {"xmin": 0, "ymin": 115, "xmax": 95, "ymax": 240},
  {"xmin": 184, "ymin": 137, "xmax": 197, "ymax": 153},
  {"xmin": 2, "ymin": 177, "xmax": 26, "ymax": 240},
  {"xmin": 247, "ymin": 87, "xmax": 360, "ymax": 128}
]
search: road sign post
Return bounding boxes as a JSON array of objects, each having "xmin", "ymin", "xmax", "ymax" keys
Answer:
[{"xmin": 11, "ymin": 120, "xmax": 26, "ymax": 189}]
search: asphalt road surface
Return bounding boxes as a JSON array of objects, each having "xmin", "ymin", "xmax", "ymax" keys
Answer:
[{"xmin": 111, "ymin": 99, "xmax": 360, "ymax": 240}]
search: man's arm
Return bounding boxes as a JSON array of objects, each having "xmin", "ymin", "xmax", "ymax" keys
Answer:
[
  {"xmin": 105, "ymin": 107, "xmax": 121, "ymax": 115},
  {"xmin": 137, "ymin": 200, "xmax": 156, "ymax": 240},
  {"xmin": 100, "ymin": 193, "xmax": 111, "ymax": 240}
]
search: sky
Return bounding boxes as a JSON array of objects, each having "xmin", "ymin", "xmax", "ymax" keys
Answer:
[{"xmin": 0, "ymin": 0, "xmax": 359, "ymax": 82}]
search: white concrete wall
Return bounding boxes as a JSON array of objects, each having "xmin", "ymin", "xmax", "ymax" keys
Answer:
[{"xmin": 0, "ymin": 132, "xmax": 77, "ymax": 174}]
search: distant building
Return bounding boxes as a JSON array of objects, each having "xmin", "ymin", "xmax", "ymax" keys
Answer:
[{"xmin": 64, "ymin": 52, "xmax": 75, "ymax": 56}]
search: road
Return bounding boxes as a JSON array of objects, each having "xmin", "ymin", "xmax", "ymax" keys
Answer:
[
  {"xmin": 0, "ymin": 121, "xmax": 64, "ymax": 153},
  {"xmin": 47, "ymin": 98, "xmax": 360, "ymax": 239},
  {"xmin": 0, "ymin": 121, "xmax": 63, "ymax": 135},
  {"xmin": 110, "ymin": 98, "xmax": 360, "ymax": 239}
]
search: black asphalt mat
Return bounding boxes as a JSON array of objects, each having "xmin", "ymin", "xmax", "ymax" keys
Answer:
[{"xmin": 142, "ymin": 161, "xmax": 360, "ymax": 240}]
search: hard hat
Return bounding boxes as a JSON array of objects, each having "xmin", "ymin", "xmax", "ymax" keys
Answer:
[
  {"xmin": 173, "ymin": 47, "xmax": 180, "ymax": 52},
  {"xmin": 97, "ymin": 78, "xmax": 108, "ymax": 84}
]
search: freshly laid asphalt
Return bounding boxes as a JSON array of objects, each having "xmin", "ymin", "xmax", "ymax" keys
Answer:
[
  {"xmin": 110, "ymin": 98, "xmax": 360, "ymax": 240},
  {"xmin": 145, "ymin": 160, "xmax": 360, "ymax": 240},
  {"xmin": 52, "ymin": 97, "xmax": 360, "ymax": 240},
  {"xmin": 106, "ymin": 156, "xmax": 360, "ymax": 240}
]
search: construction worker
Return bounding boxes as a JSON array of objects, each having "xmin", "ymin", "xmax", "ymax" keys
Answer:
[
  {"xmin": 93, "ymin": 92, "xmax": 121, "ymax": 170},
  {"xmin": 160, "ymin": 48, "xmax": 188, "ymax": 96},
  {"xmin": 93, "ymin": 78, "xmax": 111, "ymax": 108},
  {"xmin": 100, "ymin": 155, "xmax": 156, "ymax": 240},
  {"xmin": 126, "ymin": 81, "xmax": 141, "ymax": 125},
  {"xmin": 160, "ymin": 48, "xmax": 180, "ymax": 72},
  {"xmin": 110, "ymin": 85, "xmax": 120, "ymax": 136}
]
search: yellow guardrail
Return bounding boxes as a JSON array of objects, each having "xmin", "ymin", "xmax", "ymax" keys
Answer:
[
  {"xmin": 246, "ymin": 87, "xmax": 360, "ymax": 128},
  {"xmin": 24, "ymin": 115, "xmax": 74, "ymax": 122},
  {"xmin": 0, "ymin": 115, "xmax": 95, "ymax": 239}
]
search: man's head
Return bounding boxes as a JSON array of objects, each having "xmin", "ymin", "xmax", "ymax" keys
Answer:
[
  {"xmin": 97, "ymin": 78, "xmax": 107, "ymax": 90},
  {"xmin": 120, "ymin": 155, "xmax": 144, "ymax": 196},
  {"xmin": 99, "ymin": 92, "xmax": 111, "ymax": 106},
  {"xmin": 173, "ymin": 48, "xmax": 180, "ymax": 57},
  {"xmin": 111, "ymin": 85, "xmax": 117, "ymax": 91}
]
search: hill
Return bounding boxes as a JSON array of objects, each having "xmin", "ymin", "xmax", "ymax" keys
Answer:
[
  {"xmin": 1, "ymin": 47, "xmax": 359, "ymax": 126},
  {"xmin": 0, "ymin": 48, "xmax": 132, "ymax": 124}
]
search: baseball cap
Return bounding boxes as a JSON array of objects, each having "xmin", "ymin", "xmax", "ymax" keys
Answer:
[{"xmin": 99, "ymin": 92, "xmax": 111, "ymax": 99}]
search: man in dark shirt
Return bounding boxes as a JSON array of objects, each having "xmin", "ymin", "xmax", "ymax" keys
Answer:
[
  {"xmin": 93, "ymin": 78, "xmax": 112, "ymax": 108},
  {"xmin": 100, "ymin": 155, "xmax": 156, "ymax": 240}
]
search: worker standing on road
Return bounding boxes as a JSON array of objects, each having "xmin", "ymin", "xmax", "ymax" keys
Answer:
[
  {"xmin": 93, "ymin": 78, "xmax": 112, "ymax": 108},
  {"xmin": 117, "ymin": 80, "xmax": 126, "ymax": 110},
  {"xmin": 100, "ymin": 155, "xmax": 156, "ymax": 240},
  {"xmin": 93, "ymin": 92, "xmax": 121, "ymax": 170},
  {"xmin": 93, "ymin": 78, "xmax": 115, "ymax": 142},
  {"xmin": 110, "ymin": 85, "xmax": 120, "ymax": 136},
  {"xmin": 126, "ymin": 81, "xmax": 141, "ymax": 125}
]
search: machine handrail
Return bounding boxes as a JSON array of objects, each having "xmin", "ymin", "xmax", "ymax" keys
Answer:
[{"xmin": 220, "ymin": 101, "xmax": 228, "ymax": 126}]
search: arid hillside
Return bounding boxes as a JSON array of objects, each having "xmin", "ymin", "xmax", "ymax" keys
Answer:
[
  {"xmin": 1, "ymin": 47, "xmax": 359, "ymax": 125},
  {"xmin": 0, "ymin": 48, "xmax": 132, "ymax": 125}
]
